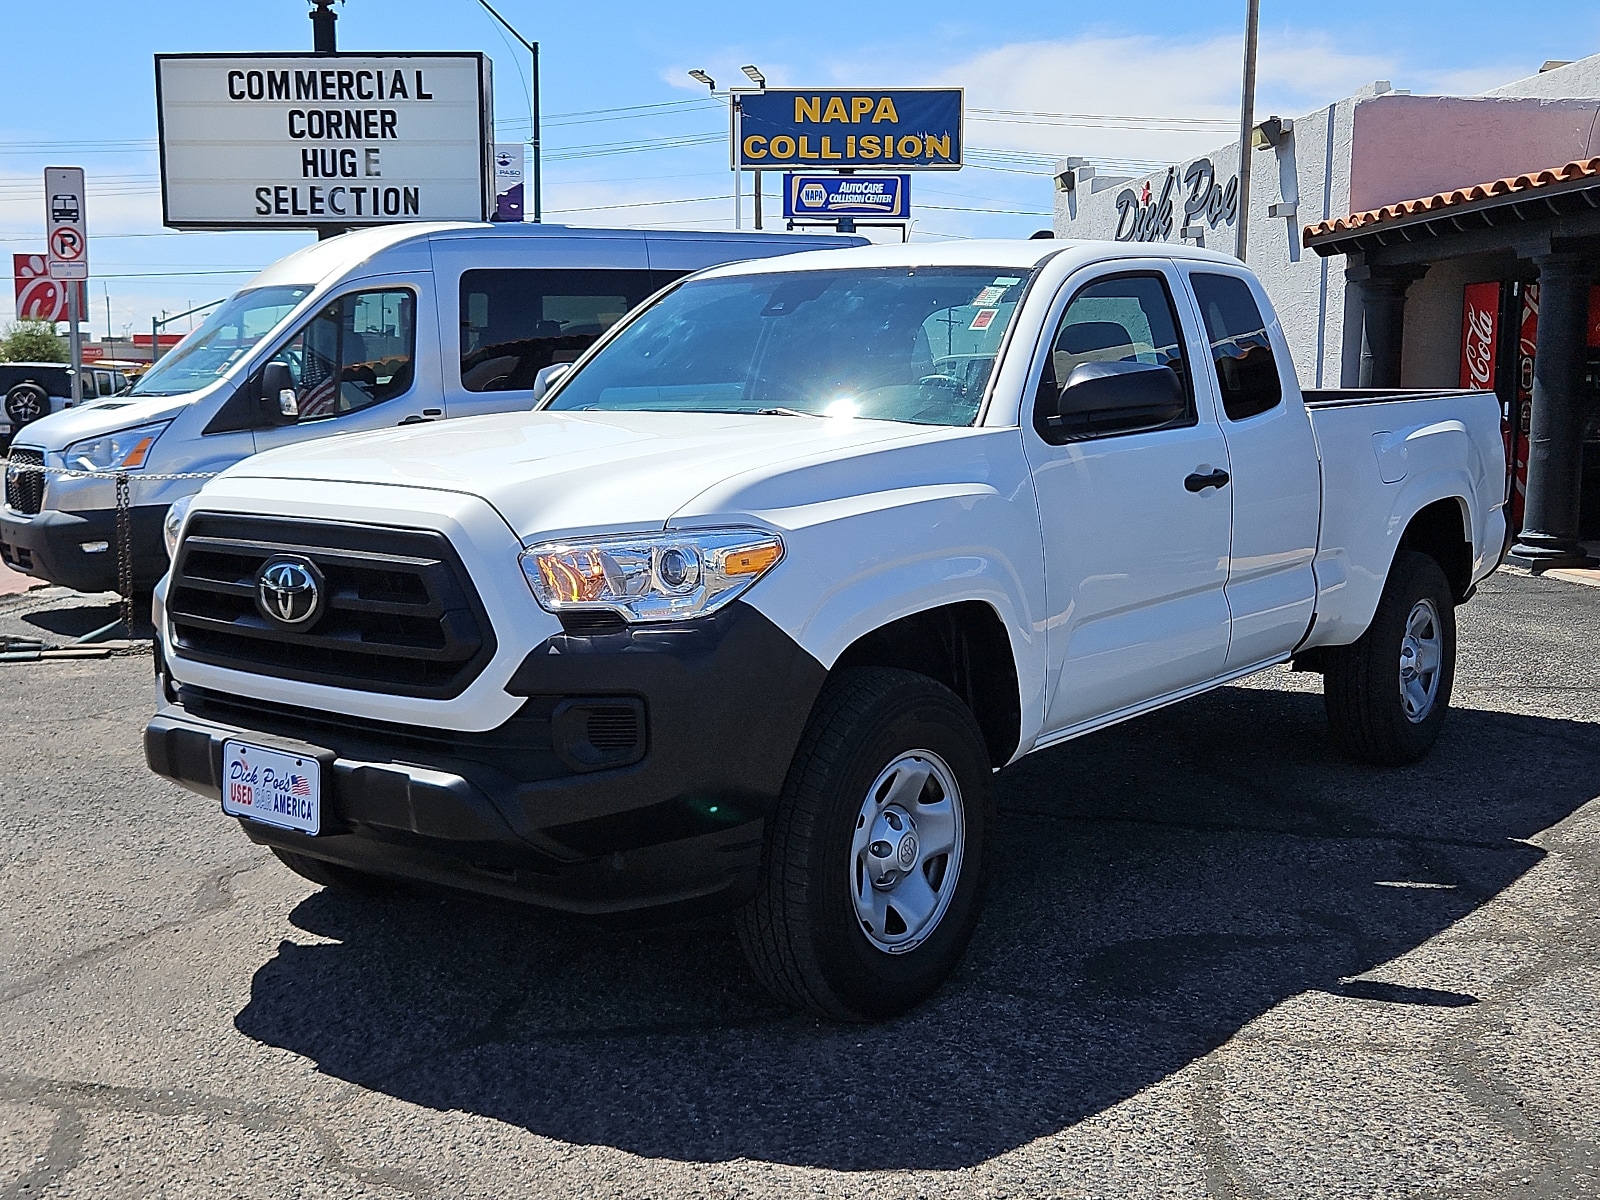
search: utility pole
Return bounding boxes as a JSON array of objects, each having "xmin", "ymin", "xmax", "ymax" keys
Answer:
[
  {"xmin": 309, "ymin": 0, "xmax": 338, "ymax": 53},
  {"xmin": 478, "ymin": 0, "xmax": 542, "ymax": 222},
  {"xmin": 1234, "ymin": 0, "xmax": 1260, "ymax": 261}
]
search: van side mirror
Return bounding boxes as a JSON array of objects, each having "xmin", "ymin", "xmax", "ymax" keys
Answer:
[
  {"xmin": 532, "ymin": 362, "xmax": 573, "ymax": 404},
  {"xmin": 1049, "ymin": 360, "xmax": 1186, "ymax": 438},
  {"xmin": 260, "ymin": 362, "xmax": 299, "ymax": 424}
]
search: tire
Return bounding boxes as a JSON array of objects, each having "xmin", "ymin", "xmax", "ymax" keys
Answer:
[
  {"xmin": 1324, "ymin": 550, "xmax": 1456, "ymax": 766},
  {"xmin": 735, "ymin": 667, "xmax": 994, "ymax": 1020},
  {"xmin": 5, "ymin": 383, "xmax": 50, "ymax": 430},
  {"xmin": 270, "ymin": 847, "xmax": 397, "ymax": 895}
]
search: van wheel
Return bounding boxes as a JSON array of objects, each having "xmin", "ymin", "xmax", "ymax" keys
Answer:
[
  {"xmin": 270, "ymin": 847, "xmax": 396, "ymax": 895},
  {"xmin": 5, "ymin": 384, "xmax": 49, "ymax": 429},
  {"xmin": 1324, "ymin": 550, "xmax": 1456, "ymax": 765},
  {"xmin": 735, "ymin": 668, "xmax": 993, "ymax": 1021}
]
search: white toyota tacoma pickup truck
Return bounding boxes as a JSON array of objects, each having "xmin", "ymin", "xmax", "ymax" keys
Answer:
[{"xmin": 145, "ymin": 240, "xmax": 1507, "ymax": 1019}]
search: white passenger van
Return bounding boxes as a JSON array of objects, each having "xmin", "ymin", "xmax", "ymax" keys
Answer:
[{"xmin": 0, "ymin": 222, "xmax": 862, "ymax": 593}]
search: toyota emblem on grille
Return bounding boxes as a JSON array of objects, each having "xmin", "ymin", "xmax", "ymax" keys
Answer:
[{"xmin": 255, "ymin": 556, "xmax": 324, "ymax": 629}]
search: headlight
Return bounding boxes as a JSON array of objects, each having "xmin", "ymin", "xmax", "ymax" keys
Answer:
[
  {"xmin": 162, "ymin": 494, "xmax": 193, "ymax": 561},
  {"xmin": 65, "ymin": 421, "xmax": 170, "ymax": 473},
  {"xmin": 521, "ymin": 527, "xmax": 784, "ymax": 623}
]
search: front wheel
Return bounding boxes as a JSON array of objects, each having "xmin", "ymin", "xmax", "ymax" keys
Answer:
[
  {"xmin": 735, "ymin": 668, "xmax": 993, "ymax": 1020},
  {"xmin": 1324, "ymin": 550, "xmax": 1457, "ymax": 765}
]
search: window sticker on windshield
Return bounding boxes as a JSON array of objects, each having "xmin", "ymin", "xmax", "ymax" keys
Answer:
[
  {"xmin": 969, "ymin": 308, "xmax": 999, "ymax": 331},
  {"xmin": 971, "ymin": 285, "xmax": 1009, "ymax": 307}
]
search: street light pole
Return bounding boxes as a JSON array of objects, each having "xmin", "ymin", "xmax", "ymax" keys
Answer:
[
  {"xmin": 691, "ymin": 70, "xmax": 739, "ymax": 228},
  {"xmin": 1235, "ymin": 0, "xmax": 1260, "ymax": 261},
  {"xmin": 477, "ymin": 0, "xmax": 542, "ymax": 222},
  {"xmin": 742, "ymin": 65, "xmax": 766, "ymax": 229}
]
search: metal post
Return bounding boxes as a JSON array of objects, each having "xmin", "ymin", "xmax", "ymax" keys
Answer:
[
  {"xmin": 104, "ymin": 286, "xmax": 112, "ymax": 358},
  {"xmin": 67, "ymin": 283, "xmax": 83, "ymax": 404},
  {"xmin": 1234, "ymin": 0, "xmax": 1259, "ymax": 262},
  {"xmin": 310, "ymin": 0, "xmax": 337, "ymax": 53},
  {"xmin": 151, "ymin": 316, "xmax": 160, "ymax": 365},
  {"xmin": 731, "ymin": 96, "xmax": 742, "ymax": 230},
  {"xmin": 478, "ymin": 2, "xmax": 541, "ymax": 223},
  {"xmin": 754, "ymin": 169, "xmax": 763, "ymax": 230},
  {"xmin": 530, "ymin": 40, "xmax": 542, "ymax": 222}
]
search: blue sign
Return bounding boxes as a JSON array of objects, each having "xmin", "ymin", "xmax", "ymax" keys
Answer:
[
  {"xmin": 783, "ymin": 174, "xmax": 911, "ymax": 220},
  {"xmin": 737, "ymin": 89, "xmax": 962, "ymax": 170}
]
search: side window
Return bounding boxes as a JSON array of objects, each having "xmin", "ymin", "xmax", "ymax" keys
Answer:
[
  {"xmin": 1034, "ymin": 272, "xmax": 1195, "ymax": 439},
  {"xmin": 459, "ymin": 268, "xmax": 657, "ymax": 392},
  {"xmin": 78, "ymin": 371, "xmax": 98, "ymax": 399},
  {"xmin": 94, "ymin": 370, "xmax": 115, "ymax": 396},
  {"xmin": 273, "ymin": 290, "xmax": 415, "ymax": 421},
  {"xmin": 1191, "ymin": 272, "xmax": 1282, "ymax": 421}
]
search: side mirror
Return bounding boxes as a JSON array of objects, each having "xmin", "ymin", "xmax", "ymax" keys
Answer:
[
  {"xmin": 532, "ymin": 362, "xmax": 573, "ymax": 404},
  {"xmin": 260, "ymin": 362, "xmax": 299, "ymax": 424},
  {"xmin": 1050, "ymin": 360, "xmax": 1186, "ymax": 438}
]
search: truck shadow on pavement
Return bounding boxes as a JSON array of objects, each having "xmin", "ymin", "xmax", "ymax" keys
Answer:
[{"xmin": 234, "ymin": 682, "xmax": 1600, "ymax": 1170}]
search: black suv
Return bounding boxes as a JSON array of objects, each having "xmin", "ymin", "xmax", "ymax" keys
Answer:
[{"xmin": 0, "ymin": 363, "xmax": 129, "ymax": 446}]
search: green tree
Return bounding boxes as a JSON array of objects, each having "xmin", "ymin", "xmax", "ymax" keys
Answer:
[{"xmin": 0, "ymin": 320, "xmax": 68, "ymax": 363}]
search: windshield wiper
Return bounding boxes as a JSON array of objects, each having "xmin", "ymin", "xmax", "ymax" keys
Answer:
[{"xmin": 752, "ymin": 407, "xmax": 819, "ymax": 418}]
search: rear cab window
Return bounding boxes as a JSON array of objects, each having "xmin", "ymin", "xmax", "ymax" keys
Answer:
[{"xmin": 1190, "ymin": 272, "xmax": 1283, "ymax": 421}]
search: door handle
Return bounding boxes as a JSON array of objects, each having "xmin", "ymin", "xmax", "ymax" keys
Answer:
[
  {"xmin": 1184, "ymin": 468, "xmax": 1230, "ymax": 492},
  {"xmin": 398, "ymin": 409, "xmax": 443, "ymax": 426}
]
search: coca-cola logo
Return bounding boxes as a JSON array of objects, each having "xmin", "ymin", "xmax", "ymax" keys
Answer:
[{"xmin": 1462, "ymin": 305, "xmax": 1494, "ymax": 388}]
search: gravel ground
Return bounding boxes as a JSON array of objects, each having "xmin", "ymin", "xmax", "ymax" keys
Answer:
[{"xmin": 0, "ymin": 569, "xmax": 1597, "ymax": 1198}]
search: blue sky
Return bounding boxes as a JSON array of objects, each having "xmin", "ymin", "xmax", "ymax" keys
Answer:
[{"xmin": 2, "ymin": 0, "xmax": 1596, "ymax": 340}]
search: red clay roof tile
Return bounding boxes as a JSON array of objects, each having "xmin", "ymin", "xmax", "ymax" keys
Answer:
[{"xmin": 1302, "ymin": 155, "xmax": 1600, "ymax": 245}]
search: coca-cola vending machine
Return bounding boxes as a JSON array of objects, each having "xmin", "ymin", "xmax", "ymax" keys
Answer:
[{"xmin": 1465, "ymin": 280, "xmax": 1600, "ymax": 538}]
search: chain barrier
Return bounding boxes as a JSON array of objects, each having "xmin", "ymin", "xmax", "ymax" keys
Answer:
[{"xmin": 2, "ymin": 458, "xmax": 220, "ymax": 639}]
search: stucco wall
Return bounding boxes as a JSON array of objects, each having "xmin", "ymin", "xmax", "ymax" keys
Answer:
[
  {"xmin": 1349, "ymin": 95, "xmax": 1600, "ymax": 212},
  {"xmin": 1485, "ymin": 52, "xmax": 1600, "ymax": 100}
]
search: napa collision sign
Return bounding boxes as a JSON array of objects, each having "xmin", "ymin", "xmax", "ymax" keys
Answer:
[
  {"xmin": 155, "ymin": 53, "xmax": 493, "ymax": 229},
  {"xmin": 736, "ymin": 89, "xmax": 962, "ymax": 170}
]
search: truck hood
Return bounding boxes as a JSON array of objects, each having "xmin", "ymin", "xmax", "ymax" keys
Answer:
[
  {"xmin": 12, "ymin": 393, "xmax": 197, "ymax": 450},
  {"xmin": 219, "ymin": 410, "xmax": 934, "ymax": 541}
]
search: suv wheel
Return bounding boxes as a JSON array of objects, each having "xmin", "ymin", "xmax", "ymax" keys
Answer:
[
  {"xmin": 1324, "ymin": 550, "xmax": 1457, "ymax": 765},
  {"xmin": 736, "ymin": 667, "xmax": 993, "ymax": 1020},
  {"xmin": 5, "ymin": 383, "xmax": 49, "ymax": 430}
]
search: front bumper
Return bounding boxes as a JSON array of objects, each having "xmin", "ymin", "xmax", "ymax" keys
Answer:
[
  {"xmin": 146, "ymin": 601, "xmax": 828, "ymax": 915},
  {"xmin": 0, "ymin": 504, "xmax": 169, "ymax": 592}
]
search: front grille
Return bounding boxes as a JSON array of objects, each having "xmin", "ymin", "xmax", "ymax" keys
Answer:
[
  {"xmin": 167, "ymin": 514, "xmax": 497, "ymax": 699},
  {"xmin": 5, "ymin": 450, "xmax": 45, "ymax": 515},
  {"xmin": 587, "ymin": 706, "xmax": 641, "ymax": 751}
]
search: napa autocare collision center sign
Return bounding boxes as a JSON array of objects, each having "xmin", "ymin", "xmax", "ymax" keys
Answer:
[
  {"xmin": 155, "ymin": 53, "xmax": 493, "ymax": 229},
  {"xmin": 736, "ymin": 89, "xmax": 962, "ymax": 170}
]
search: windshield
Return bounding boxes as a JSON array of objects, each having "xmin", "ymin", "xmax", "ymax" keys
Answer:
[
  {"xmin": 131, "ymin": 285, "xmax": 312, "ymax": 396},
  {"xmin": 545, "ymin": 266, "xmax": 1031, "ymax": 426}
]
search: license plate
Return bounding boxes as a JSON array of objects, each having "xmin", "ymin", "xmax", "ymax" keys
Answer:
[{"xmin": 221, "ymin": 740, "xmax": 322, "ymax": 835}]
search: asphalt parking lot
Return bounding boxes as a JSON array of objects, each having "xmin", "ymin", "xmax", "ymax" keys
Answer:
[{"xmin": 0, "ymin": 569, "xmax": 1597, "ymax": 1199}]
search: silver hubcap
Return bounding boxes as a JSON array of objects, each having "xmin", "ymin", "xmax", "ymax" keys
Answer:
[
  {"xmin": 1398, "ymin": 597, "xmax": 1443, "ymax": 723},
  {"xmin": 849, "ymin": 750, "xmax": 964, "ymax": 955}
]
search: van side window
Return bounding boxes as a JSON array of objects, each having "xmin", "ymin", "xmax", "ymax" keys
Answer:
[
  {"xmin": 1191, "ymin": 272, "xmax": 1282, "ymax": 421},
  {"xmin": 273, "ymin": 289, "xmax": 416, "ymax": 421},
  {"xmin": 1034, "ymin": 272, "xmax": 1195, "ymax": 440},
  {"xmin": 459, "ymin": 269, "xmax": 666, "ymax": 392}
]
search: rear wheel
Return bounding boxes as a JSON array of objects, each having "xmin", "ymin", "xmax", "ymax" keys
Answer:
[
  {"xmin": 1324, "ymin": 550, "xmax": 1456, "ymax": 765},
  {"xmin": 736, "ymin": 668, "xmax": 993, "ymax": 1020},
  {"xmin": 270, "ymin": 847, "xmax": 397, "ymax": 895}
]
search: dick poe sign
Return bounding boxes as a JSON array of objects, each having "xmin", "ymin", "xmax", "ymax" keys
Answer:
[{"xmin": 736, "ymin": 89, "xmax": 962, "ymax": 170}]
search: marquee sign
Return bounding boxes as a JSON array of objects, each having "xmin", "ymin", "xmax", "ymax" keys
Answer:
[{"xmin": 155, "ymin": 52, "xmax": 493, "ymax": 229}]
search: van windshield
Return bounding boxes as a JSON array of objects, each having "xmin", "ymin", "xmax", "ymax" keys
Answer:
[
  {"xmin": 545, "ymin": 267, "xmax": 1030, "ymax": 426},
  {"xmin": 131, "ymin": 285, "xmax": 312, "ymax": 397}
]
